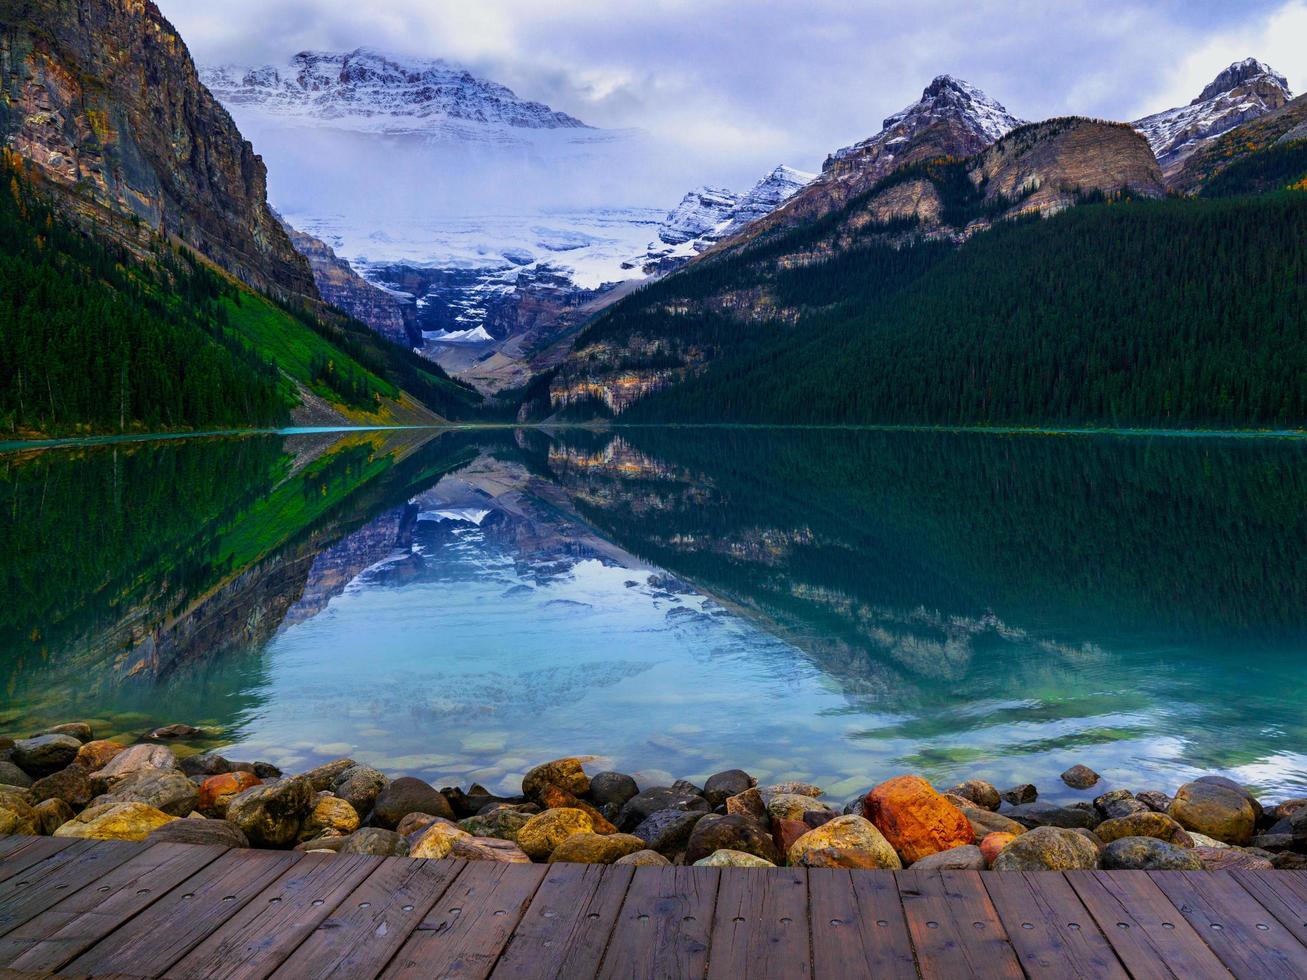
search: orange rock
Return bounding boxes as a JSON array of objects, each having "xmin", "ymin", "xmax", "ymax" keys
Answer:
[
  {"xmin": 980, "ymin": 832, "xmax": 1017, "ymax": 866},
  {"xmin": 773, "ymin": 818, "xmax": 810, "ymax": 860},
  {"xmin": 74, "ymin": 739, "xmax": 125, "ymax": 771},
  {"xmin": 197, "ymin": 771, "xmax": 262, "ymax": 817},
  {"xmin": 537, "ymin": 783, "xmax": 617, "ymax": 834},
  {"xmin": 863, "ymin": 774, "xmax": 975, "ymax": 864}
]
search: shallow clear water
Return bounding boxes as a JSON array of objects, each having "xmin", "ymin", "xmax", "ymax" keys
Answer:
[{"xmin": 3, "ymin": 426, "xmax": 1306, "ymax": 803}]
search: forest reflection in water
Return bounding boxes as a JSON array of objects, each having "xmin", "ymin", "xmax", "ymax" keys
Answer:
[{"xmin": 2, "ymin": 426, "xmax": 1305, "ymax": 799}]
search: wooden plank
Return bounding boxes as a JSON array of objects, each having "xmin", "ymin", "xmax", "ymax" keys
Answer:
[
  {"xmin": 1066, "ymin": 871, "xmax": 1232, "ymax": 980},
  {"xmin": 0, "ymin": 842, "xmax": 226, "ymax": 974},
  {"xmin": 897, "ymin": 869, "xmax": 1023, "ymax": 979},
  {"xmin": 382, "ymin": 861, "xmax": 547, "ymax": 979},
  {"xmin": 164, "ymin": 851, "xmax": 383, "ymax": 980},
  {"xmin": 707, "ymin": 867, "xmax": 810, "ymax": 980},
  {"xmin": 64, "ymin": 848, "xmax": 301, "ymax": 978},
  {"xmin": 982, "ymin": 872, "xmax": 1128, "ymax": 979},
  {"xmin": 491, "ymin": 863, "xmax": 633, "ymax": 979},
  {"xmin": 0, "ymin": 835, "xmax": 48, "ymax": 860},
  {"xmin": 1228, "ymin": 870, "xmax": 1307, "ymax": 949},
  {"xmin": 1150, "ymin": 870, "xmax": 1307, "ymax": 979},
  {"xmin": 270, "ymin": 857, "xmax": 464, "ymax": 980},
  {"xmin": 808, "ymin": 868, "xmax": 916, "ymax": 980},
  {"xmin": 596, "ymin": 866, "xmax": 719, "ymax": 980},
  {"xmin": 0, "ymin": 836, "xmax": 82, "ymax": 884},
  {"xmin": 0, "ymin": 839, "xmax": 147, "ymax": 939}
]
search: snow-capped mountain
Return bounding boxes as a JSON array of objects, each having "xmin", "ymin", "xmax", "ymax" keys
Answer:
[
  {"xmin": 201, "ymin": 49, "xmax": 587, "ymax": 138},
  {"xmin": 826, "ymin": 75, "xmax": 1024, "ymax": 176},
  {"xmin": 1133, "ymin": 58, "xmax": 1292, "ymax": 176},
  {"xmin": 639, "ymin": 165, "xmax": 815, "ymax": 272}
]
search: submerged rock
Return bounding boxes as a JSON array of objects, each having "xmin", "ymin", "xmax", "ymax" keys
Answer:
[{"xmin": 1060, "ymin": 765, "xmax": 1101, "ymax": 790}]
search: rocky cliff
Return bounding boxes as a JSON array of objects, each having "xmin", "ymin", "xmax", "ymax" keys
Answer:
[
  {"xmin": 0, "ymin": 0, "xmax": 315, "ymax": 299},
  {"xmin": 1170, "ymin": 93, "xmax": 1307, "ymax": 194}
]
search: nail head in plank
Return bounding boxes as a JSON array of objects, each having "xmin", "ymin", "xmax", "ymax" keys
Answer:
[
  {"xmin": 708, "ymin": 867, "xmax": 810, "ymax": 980},
  {"xmin": 1227, "ymin": 870, "xmax": 1307, "ymax": 949},
  {"xmin": 382, "ymin": 860, "xmax": 547, "ymax": 980},
  {"xmin": 0, "ymin": 841, "xmax": 226, "ymax": 974},
  {"xmin": 1066, "ymin": 871, "xmax": 1232, "ymax": 980},
  {"xmin": 981, "ymin": 871, "xmax": 1128, "ymax": 979},
  {"xmin": 164, "ymin": 851, "xmax": 383, "ymax": 980},
  {"xmin": 597, "ymin": 865, "xmax": 720, "ymax": 980},
  {"xmin": 270, "ymin": 857, "xmax": 465, "ymax": 980},
  {"xmin": 808, "ymin": 869, "xmax": 916, "ymax": 980},
  {"xmin": 64, "ymin": 847, "xmax": 302, "ymax": 978},
  {"xmin": 1150, "ymin": 869, "xmax": 1307, "ymax": 979},
  {"xmin": 897, "ymin": 869, "xmax": 1024, "ymax": 979},
  {"xmin": 491, "ymin": 862, "xmax": 633, "ymax": 979}
]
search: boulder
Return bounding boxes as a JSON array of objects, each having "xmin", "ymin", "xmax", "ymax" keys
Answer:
[
  {"xmin": 0, "ymin": 791, "xmax": 39, "ymax": 835},
  {"xmin": 588, "ymin": 772, "xmax": 640, "ymax": 809},
  {"xmin": 338, "ymin": 828, "xmax": 409, "ymax": 856},
  {"xmin": 446, "ymin": 786, "xmax": 520, "ymax": 819},
  {"xmin": 252, "ymin": 762, "xmax": 282, "ymax": 779},
  {"xmin": 1000, "ymin": 784, "xmax": 1037, "ymax": 806},
  {"xmin": 1274, "ymin": 853, "xmax": 1307, "ymax": 870},
  {"xmin": 148, "ymin": 818, "xmax": 250, "ymax": 849},
  {"xmin": 614, "ymin": 849, "xmax": 672, "ymax": 867},
  {"xmin": 1093, "ymin": 790, "xmax": 1149, "ymax": 820},
  {"xmin": 75, "ymin": 740, "xmax": 128, "ymax": 772},
  {"xmin": 1005, "ymin": 802, "xmax": 1099, "ymax": 831},
  {"xmin": 518, "ymin": 809, "xmax": 596, "ymax": 860},
  {"xmin": 54, "ymin": 802, "xmax": 176, "ymax": 841},
  {"xmin": 1168, "ymin": 781, "xmax": 1256, "ymax": 845},
  {"xmin": 225, "ymin": 776, "xmax": 314, "ymax": 847},
  {"xmin": 684, "ymin": 814, "xmax": 779, "ymax": 866},
  {"xmin": 961, "ymin": 807, "xmax": 1026, "ymax": 838},
  {"xmin": 946, "ymin": 780, "xmax": 1000, "ymax": 812},
  {"xmin": 617, "ymin": 788, "xmax": 709, "ymax": 831},
  {"xmin": 725, "ymin": 787, "xmax": 768, "ymax": 822},
  {"xmin": 863, "ymin": 775, "xmax": 974, "ymax": 864},
  {"xmin": 181, "ymin": 754, "xmax": 238, "ymax": 778},
  {"xmin": 371, "ymin": 777, "xmax": 454, "ymax": 828},
  {"xmin": 980, "ymin": 832, "xmax": 1018, "ymax": 867},
  {"xmin": 703, "ymin": 770, "xmax": 755, "ymax": 808},
  {"xmin": 33, "ymin": 798, "xmax": 75, "ymax": 835},
  {"xmin": 331, "ymin": 765, "xmax": 388, "ymax": 818},
  {"xmin": 1251, "ymin": 833, "xmax": 1294, "ymax": 852},
  {"xmin": 1095, "ymin": 812, "xmax": 1193, "ymax": 847},
  {"xmin": 299, "ymin": 795, "xmax": 361, "ymax": 841},
  {"xmin": 1196, "ymin": 846, "xmax": 1275, "ymax": 871},
  {"xmin": 773, "ymin": 818, "xmax": 811, "ymax": 858},
  {"xmin": 632, "ymin": 809, "xmax": 708, "ymax": 856},
  {"xmin": 197, "ymin": 772, "xmax": 262, "ymax": 818},
  {"xmin": 11, "ymin": 734, "xmax": 82, "ymax": 776},
  {"xmin": 147, "ymin": 724, "xmax": 203, "ymax": 741},
  {"xmin": 766, "ymin": 793, "xmax": 834, "ymax": 822},
  {"xmin": 537, "ymin": 784, "xmax": 617, "ymax": 834},
  {"xmin": 694, "ymin": 850, "xmax": 776, "ymax": 868},
  {"xmin": 410, "ymin": 820, "xmax": 472, "ymax": 859},
  {"xmin": 36, "ymin": 723, "xmax": 93, "ymax": 743},
  {"xmin": 451, "ymin": 836, "xmax": 532, "ymax": 863},
  {"xmin": 1101, "ymin": 837, "xmax": 1203, "ymax": 871},
  {"xmin": 670, "ymin": 779, "xmax": 704, "ymax": 798},
  {"xmin": 1194, "ymin": 775, "xmax": 1264, "ymax": 823},
  {"xmin": 522, "ymin": 758, "xmax": 590, "ymax": 800},
  {"xmin": 1134, "ymin": 790, "xmax": 1172, "ymax": 813},
  {"xmin": 93, "ymin": 768, "xmax": 199, "ymax": 818},
  {"xmin": 301, "ymin": 758, "xmax": 356, "ymax": 792},
  {"xmin": 761, "ymin": 782, "xmax": 823, "ymax": 797},
  {"xmin": 548, "ymin": 833, "xmax": 646, "ymax": 865},
  {"xmin": 1060, "ymin": 765, "xmax": 1100, "ymax": 790},
  {"xmin": 991, "ymin": 826, "xmax": 1100, "ymax": 871},
  {"xmin": 910, "ymin": 845, "xmax": 986, "ymax": 871},
  {"xmin": 30, "ymin": 766, "xmax": 97, "ymax": 809},
  {"xmin": 796, "ymin": 847, "xmax": 900, "ymax": 870},
  {"xmin": 787, "ymin": 815, "xmax": 902, "ymax": 869},
  {"xmin": 0, "ymin": 761, "xmax": 33, "ymax": 788},
  {"xmin": 458, "ymin": 808, "xmax": 533, "ymax": 842},
  {"xmin": 94, "ymin": 744, "xmax": 178, "ymax": 787},
  {"xmin": 398, "ymin": 813, "xmax": 444, "ymax": 841}
]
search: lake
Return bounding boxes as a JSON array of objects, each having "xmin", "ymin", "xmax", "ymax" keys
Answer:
[{"xmin": 3, "ymin": 426, "xmax": 1306, "ymax": 805}]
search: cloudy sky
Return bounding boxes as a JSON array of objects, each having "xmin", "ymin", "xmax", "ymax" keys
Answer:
[{"xmin": 159, "ymin": 0, "xmax": 1306, "ymax": 188}]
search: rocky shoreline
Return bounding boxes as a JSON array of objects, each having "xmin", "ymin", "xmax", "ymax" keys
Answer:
[{"xmin": 2, "ymin": 722, "xmax": 1304, "ymax": 873}]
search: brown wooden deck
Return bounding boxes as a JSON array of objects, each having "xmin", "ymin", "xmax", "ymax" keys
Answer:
[{"xmin": 0, "ymin": 834, "xmax": 1305, "ymax": 978}]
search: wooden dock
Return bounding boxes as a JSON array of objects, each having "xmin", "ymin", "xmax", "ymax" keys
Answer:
[{"xmin": 1, "ymin": 834, "xmax": 1305, "ymax": 978}]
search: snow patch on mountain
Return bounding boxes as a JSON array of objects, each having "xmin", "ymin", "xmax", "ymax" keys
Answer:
[{"xmin": 1133, "ymin": 58, "xmax": 1292, "ymax": 170}]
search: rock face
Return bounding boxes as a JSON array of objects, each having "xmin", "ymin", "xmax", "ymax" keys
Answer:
[
  {"xmin": 1171, "ymin": 92, "xmax": 1307, "ymax": 194},
  {"xmin": 0, "ymin": 0, "xmax": 316, "ymax": 299},
  {"xmin": 1134, "ymin": 58, "xmax": 1293, "ymax": 179},
  {"xmin": 863, "ymin": 775, "xmax": 975, "ymax": 864}
]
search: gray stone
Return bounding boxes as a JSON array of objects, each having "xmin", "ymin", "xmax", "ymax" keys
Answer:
[
  {"xmin": 614, "ymin": 849, "xmax": 671, "ymax": 867},
  {"xmin": 0, "ymin": 762, "xmax": 32, "ymax": 788},
  {"xmin": 371, "ymin": 777, "xmax": 454, "ymax": 828},
  {"xmin": 991, "ymin": 826, "xmax": 1099, "ymax": 871},
  {"xmin": 617, "ymin": 788, "xmax": 710, "ymax": 831},
  {"xmin": 148, "ymin": 818, "xmax": 250, "ymax": 849},
  {"xmin": 1134, "ymin": 790, "xmax": 1172, "ymax": 813},
  {"xmin": 909, "ymin": 845, "xmax": 987, "ymax": 870},
  {"xmin": 684, "ymin": 814, "xmax": 778, "ymax": 865},
  {"xmin": 1000, "ymin": 784, "xmax": 1037, "ymax": 806},
  {"xmin": 30, "ymin": 766, "xmax": 98, "ymax": 808},
  {"xmin": 340, "ymin": 827, "xmax": 410, "ymax": 857},
  {"xmin": 301, "ymin": 758, "xmax": 355, "ymax": 792},
  {"xmin": 1094, "ymin": 789, "xmax": 1150, "ymax": 821},
  {"xmin": 632, "ymin": 809, "xmax": 709, "ymax": 856},
  {"xmin": 1005, "ymin": 801, "xmax": 1100, "ymax": 830},
  {"xmin": 11, "ymin": 734, "xmax": 82, "ymax": 776},
  {"xmin": 95, "ymin": 744, "xmax": 179, "ymax": 787},
  {"xmin": 36, "ymin": 723, "xmax": 93, "ymax": 744},
  {"xmin": 331, "ymin": 765, "xmax": 388, "ymax": 817},
  {"xmin": 93, "ymin": 768, "xmax": 199, "ymax": 817},
  {"xmin": 589, "ymin": 772, "xmax": 640, "ymax": 809},
  {"xmin": 702, "ymin": 770, "xmax": 754, "ymax": 808},
  {"xmin": 1101, "ymin": 837, "xmax": 1204, "ymax": 871},
  {"xmin": 226, "ymin": 776, "xmax": 314, "ymax": 847}
]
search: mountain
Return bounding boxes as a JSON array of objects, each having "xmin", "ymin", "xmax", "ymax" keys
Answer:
[
  {"xmin": 1171, "ymin": 92, "xmax": 1307, "ymax": 195},
  {"xmin": 201, "ymin": 49, "xmax": 589, "ymax": 138},
  {"xmin": 638, "ymin": 165, "xmax": 815, "ymax": 273},
  {"xmin": 0, "ymin": 0, "xmax": 314, "ymax": 299},
  {"xmin": 714, "ymin": 76, "xmax": 1023, "ymax": 252},
  {"xmin": 1133, "ymin": 58, "xmax": 1292, "ymax": 181}
]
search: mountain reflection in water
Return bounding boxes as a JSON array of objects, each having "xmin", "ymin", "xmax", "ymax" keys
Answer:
[{"xmin": 2, "ymin": 427, "xmax": 1306, "ymax": 800}]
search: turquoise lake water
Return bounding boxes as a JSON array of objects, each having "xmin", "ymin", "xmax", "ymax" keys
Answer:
[{"xmin": 3, "ymin": 426, "xmax": 1306, "ymax": 804}]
